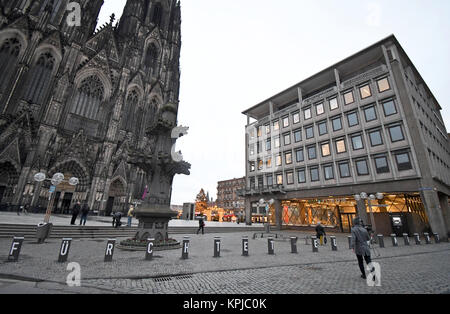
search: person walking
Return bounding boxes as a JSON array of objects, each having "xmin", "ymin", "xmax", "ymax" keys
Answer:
[
  {"xmin": 315, "ymin": 221, "xmax": 326, "ymax": 245},
  {"xmin": 80, "ymin": 203, "xmax": 89, "ymax": 226},
  {"xmin": 196, "ymin": 217, "xmax": 205, "ymax": 235},
  {"xmin": 350, "ymin": 217, "xmax": 374, "ymax": 279},
  {"xmin": 71, "ymin": 202, "xmax": 81, "ymax": 225},
  {"xmin": 127, "ymin": 205, "xmax": 134, "ymax": 227}
]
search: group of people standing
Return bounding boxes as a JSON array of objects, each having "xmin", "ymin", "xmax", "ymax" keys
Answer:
[{"xmin": 70, "ymin": 201, "xmax": 90, "ymax": 226}]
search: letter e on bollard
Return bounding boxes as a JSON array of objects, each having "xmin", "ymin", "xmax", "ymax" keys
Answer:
[
  {"xmin": 312, "ymin": 236, "xmax": 319, "ymax": 253},
  {"xmin": 58, "ymin": 238, "xmax": 72, "ymax": 263},
  {"xmin": 8, "ymin": 237, "xmax": 24, "ymax": 262},
  {"xmin": 242, "ymin": 236, "xmax": 249, "ymax": 256},
  {"xmin": 104, "ymin": 239, "xmax": 116, "ymax": 262}
]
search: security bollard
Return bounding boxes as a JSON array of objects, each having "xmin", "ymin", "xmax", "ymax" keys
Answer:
[
  {"xmin": 214, "ymin": 237, "xmax": 221, "ymax": 258},
  {"xmin": 290, "ymin": 237, "xmax": 298, "ymax": 254},
  {"xmin": 58, "ymin": 238, "xmax": 72, "ymax": 263},
  {"xmin": 242, "ymin": 236, "xmax": 249, "ymax": 256},
  {"xmin": 377, "ymin": 235, "xmax": 385, "ymax": 248},
  {"xmin": 348, "ymin": 236, "xmax": 352, "ymax": 250},
  {"xmin": 403, "ymin": 234, "xmax": 410, "ymax": 246},
  {"xmin": 8, "ymin": 237, "xmax": 24, "ymax": 262},
  {"xmin": 268, "ymin": 237, "xmax": 275, "ymax": 255},
  {"xmin": 433, "ymin": 233, "xmax": 440, "ymax": 244},
  {"xmin": 312, "ymin": 236, "xmax": 319, "ymax": 253},
  {"xmin": 104, "ymin": 239, "xmax": 116, "ymax": 262},
  {"xmin": 424, "ymin": 233, "xmax": 431, "ymax": 244},
  {"xmin": 146, "ymin": 238, "xmax": 155, "ymax": 261},
  {"xmin": 182, "ymin": 236, "xmax": 190, "ymax": 259},
  {"xmin": 390, "ymin": 234, "xmax": 398, "ymax": 247},
  {"xmin": 414, "ymin": 233, "xmax": 421, "ymax": 245},
  {"xmin": 330, "ymin": 236, "xmax": 337, "ymax": 251}
]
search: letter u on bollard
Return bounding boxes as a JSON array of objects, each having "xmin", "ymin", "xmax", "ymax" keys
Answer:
[
  {"xmin": 214, "ymin": 237, "xmax": 221, "ymax": 258},
  {"xmin": 8, "ymin": 237, "xmax": 24, "ymax": 262},
  {"xmin": 433, "ymin": 233, "xmax": 440, "ymax": 244},
  {"xmin": 403, "ymin": 234, "xmax": 410, "ymax": 246},
  {"xmin": 146, "ymin": 238, "xmax": 155, "ymax": 261},
  {"xmin": 268, "ymin": 237, "xmax": 274, "ymax": 255},
  {"xmin": 391, "ymin": 234, "xmax": 398, "ymax": 247},
  {"xmin": 377, "ymin": 235, "xmax": 385, "ymax": 248},
  {"xmin": 104, "ymin": 239, "xmax": 116, "ymax": 262},
  {"xmin": 242, "ymin": 236, "xmax": 249, "ymax": 256},
  {"xmin": 424, "ymin": 233, "xmax": 431, "ymax": 244},
  {"xmin": 414, "ymin": 233, "xmax": 421, "ymax": 245},
  {"xmin": 290, "ymin": 237, "xmax": 298, "ymax": 254},
  {"xmin": 182, "ymin": 237, "xmax": 189, "ymax": 259},
  {"xmin": 330, "ymin": 236, "xmax": 337, "ymax": 251},
  {"xmin": 312, "ymin": 236, "xmax": 319, "ymax": 253},
  {"xmin": 58, "ymin": 238, "xmax": 72, "ymax": 263}
]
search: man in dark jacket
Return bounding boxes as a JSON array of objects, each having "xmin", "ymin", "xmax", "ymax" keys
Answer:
[
  {"xmin": 350, "ymin": 217, "xmax": 373, "ymax": 279},
  {"xmin": 80, "ymin": 203, "xmax": 89, "ymax": 226},
  {"xmin": 71, "ymin": 202, "xmax": 81, "ymax": 225},
  {"xmin": 315, "ymin": 221, "xmax": 326, "ymax": 245},
  {"xmin": 196, "ymin": 217, "xmax": 205, "ymax": 235}
]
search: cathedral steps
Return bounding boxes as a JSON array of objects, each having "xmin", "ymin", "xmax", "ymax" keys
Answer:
[{"xmin": 0, "ymin": 224, "xmax": 265, "ymax": 240}]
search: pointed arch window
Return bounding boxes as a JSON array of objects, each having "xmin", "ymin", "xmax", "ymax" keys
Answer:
[
  {"xmin": 123, "ymin": 89, "xmax": 139, "ymax": 132},
  {"xmin": 0, "ymin": 38, "xmax": 21, "ymax": 93},
  {"xmin": 145, "ymin": 44, "xmax": 158, "ymax": 68},
  {"xmin": 151, "ymin": 3, "xmax": 163, "ymax": 27},
  {"xmin": 24, "ymin": 52, "xmax": 56, "ymax": 105},
  {"xmin": 71, "ymin": 75, "xmax": 105, "ymax": 120}
]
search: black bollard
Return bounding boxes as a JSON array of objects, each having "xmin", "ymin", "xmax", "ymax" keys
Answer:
[
  {"xmin": 8, "ymin": 237, "xmax": 24, "ymax": 262},
  {"xmin": 424, "ymin": 233, "xmax": 431, "ymax": 244},
  {"xmin": 290, "ymin": 237, "xmax": 298, "ymax": 254},
  {"xmin": 348, "ymin": 236, "xmax": 352, "ymax": 250},
  {"xmin": 433, "ymin": 233, "xmax": 440, "ymax": 244},
  {"xmin": 403, "ymin": 234, "xmax": 410, "ymax": 246},
  {"xmin": 377, "ymin": 235, "xmax": 385, "ymax": 248},
  {"xmin": 390, "ymin": 234, "xmax": 398, "ymax": 247},
  {"xmin": 413, "ymin": 233, "xmax": 421, "ymax": 245},
  {"xmin": 242, "ymin": 236, "xmax": 249, "ymax": 256},
  {"xmin": 104, "ymin": 239, "xmax": 116, "ymax": 262},
  {"xmin": 268, "ymin": 237, "xmax": 274, "ymax": 255},
  {"xmin": 214, "ymin": 237, "xmax": 221, "ymax": 258},
  {"xmin": 330, "ymin": 236, "xmax": 337, "ymax": 251},
  {"xmin": 182, "ymin": 236, "xmax": 190, "ymax": 259},
  {"xmin": 58, "ymin": 238, "xmax": 72, "ymax": 263},
  {"xmin": 146, "ymin": 238, "xmax": 155, "ymax": 261},
  {"xmin": 312, "ymin": 236, "xmax": 319, "ymax": 253}
]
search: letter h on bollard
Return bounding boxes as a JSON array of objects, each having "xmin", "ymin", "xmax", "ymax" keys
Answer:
[
  {"xmin": 146, "ymin": 238, "xmax": 155, "ymax": 261},
  {"xmin": 58, "ymin": 238, "xmax": 72, "ymax": 263},
  {"xmin": 390, "ymin": 234, "xmax": 398, "ymax": 247},
  {"xmin": 8, "ymin": 237, "xmax": 24, "ymax": 262},
  {"xmin": 312, "ymin": 236, "xmax": 319, "ymax": 253},
  {"xmin": 290, "ymin": 237, "xmax": 298, "ymax": 254},
  {"xmin": 377, "ymin": 235, "xmax": 385, "ymax": 248},
  {"xmin": 182, "ymin": 237, "xmax": 190, "ymax": 259},
  {"xmin": 242, "ymin": 236, "xmax": 249, "ymax": 256},
  {"xmin": 104, "ymin": 239, "xmax": 116, "ymax": 262},
  {"xmin": 268, "ymin": 237, "xmax": 274, "ymax": 255},
  {"xmin": 214, "ymin": 237, "xmax": 221, "ymax": 258}
]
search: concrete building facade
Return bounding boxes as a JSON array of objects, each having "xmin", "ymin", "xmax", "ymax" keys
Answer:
[{"xmin": 241, "ymin": 35, "xmax": 450, "ymax": 239}]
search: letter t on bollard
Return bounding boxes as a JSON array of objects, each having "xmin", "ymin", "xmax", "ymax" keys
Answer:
[
  {"xmin": 214, "ymin": 237, "xmax": 221, "ymax": 258},
  {"xmin": 182, "ymin": 237, "xmax": 189, "ymax": 259}
]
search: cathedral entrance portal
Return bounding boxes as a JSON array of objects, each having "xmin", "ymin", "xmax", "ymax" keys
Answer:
[{"xmin": 106, "ymin": 179, "xmax": 126, "ymax": 216}]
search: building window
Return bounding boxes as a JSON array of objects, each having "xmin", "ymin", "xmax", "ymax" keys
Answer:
[
  {"xmin": 249, "ymin": 144, "xmax": 255, "ymax": 156},
  {"xmin": 266, "ymin": 157, "xmax": 272, "ymax": 168},
  {"xmin": 257, "ymin": 142, "xmax": 262, "ymax": 154},
  {"xmin": 304, "ymin": 108, "xmax": 312, "ymax": 120},
  {"xmin": 374, "ymin": 156, "xmax": 390, "ymax": 174},
  {"xmin": 273, "ymin": 120, "xmax": 280, "ymax": 131},
  {"xmin": 395, "ymin": 152, "xmax": 413, "ymax": 171},
  {"xmin": 145, "ymin": 44, "xmax": 159, "ymax": 68},
  {"xmin": 355, "ymin": 159, "xmax": 369, "ymax": 176},
  {"xmin": 285, "ymin": 151, "xmax": 293, "ymax": 165},
  {"xmin": 257, "ymin": 126, "xmax": 263, "ymax": 137},
  {"xmin": 369, "ymin": 130, "xmax": 383, "ymax": 146},
  {"xmin": 265, "ymin": 124, "xmax": 271, "ymax": 135},
  {"xmin": 286, "ymin": 171, "xmax": 294, "ymax": 185},
  {"xmin": 316, "ymin": 103, "xmax": 325, "ymax": 115},
  {"xmin": 266, "ymin": 139, "xmax": 272, "ymax": 151},
  {"xmin": 283, "ymin": 116, "xmax": 290, "ymax": 128},
  {"xmin": 258, "ymin": 159, "xmax": 263, "ymax": 170},
  {"xmin": 332, "ymin": 116, "xmax": 343, "ymax": 131},
  {"xmin": 276, "ymin": 154, "xmax": 282, "ymax": 167},
  {"xmin": 24, "ymin": 52, "xmax": 56, "ymax": 105},
  {"xmin": 293, "ymin": 112, "xmax": 300, "ymax": 124},
  {"xmin": 249, "ymin": 128, "xmax": 255, "ymax": 139},
  {"xmin": 310, "ymin": 167, "xmax": 320, "ymax": 182},
  {"xmin": 339, "ymin": 162, "xmax": 351, "ymax": 178},
  {"xmin": 324, "ymin": 165, "xmax": 334, "ymax": 180},
  {"xmin": 364, "ymin": 105, "xmax": 377, "ymax": 122},
  {"xmin": 0, "ymin": 38, "xmax": 22, "ymax": 93},
  {"xmin": 296, "ymin": 149, "xmax": 304, "ymax": 163},
  {"xmin": 318, "ymin": 121, "xmax": 328, "ymax": 136},
  {"xmin": 377, "ymin": 77, "xmax": 391, "ymax": 93},
  {"xmin": 276, "ymin": 174, "xmax": 283, "ymax": 185},
  {"xmin": 274, "ymin": 136, "xmax": 281, "ymax": 148},
  {"xmin": 344, "ymin": 90, "xmax": 354, "ymax": 105},
  {"xmin": 71, "ymin": 75, "xmax": 105, "ymax": 120},
  {"xmin": 267, "ymin": 175, "xmax": 273, "ymax": 186},
  {"xmin": 294, "ymin": 129, "xmax": 302, "ymax": 143},
  {"xmin": 250, "ymin": 177, "xmax": 255, "ymax": 189},
  {"xmin": 329, "ymin": 97, "xmax": 339, "ymax": 111},
  {"xmin": 283, "ymin": 133, "xmax": 291, "ymax": 146},
  {"xmin": 347, "ymin": 111, "xmax": 359, "ymax": 127},
  {"xmin": 359, "ymin": 84, "xmax": 372, "ymax": 99},
  {"xmin": 298, "ymin": 169, "xmax": 306, "ymax": 183},
  {"xmin": 388, "ymin": 125, "xmax": 405, "ymax": 142},
  {"xmin": 321, "ymin": 142, "xmax": 331, "ymax": 157},
  {"xmin": 351, "ymin": 134, "xmax": 364, "ymax": 150},
  {"xmin": 305, "ymin": 125, "xmax": 314, "ymax": 139},
  {"xmin": 250, "ymin": 161, "xmax": 255, "ymax": 172},
  {"xmin": 308, "ymin": 146, "xmax": 317, "ymax": 160},
  {"xmin": 335, "ymin": 139, "xmax": 347, "ymax": 154},
  {"xmin": 382, "ymin": 99, "xmax": 397, "ymax": 116}
]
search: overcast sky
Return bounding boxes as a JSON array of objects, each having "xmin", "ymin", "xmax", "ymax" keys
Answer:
[{"xmin": 98, "ymin": 0, "xmax": 450, "ymax": 205}]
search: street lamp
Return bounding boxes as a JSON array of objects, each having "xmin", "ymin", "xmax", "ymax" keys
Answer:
[
  {"xmin": 259, "ymin": 198, "xmax": 274, "ymax": 233},
  {"xmin": 34, "ymin": 172, "xmax": 79, "ymax": 223},
  {"xmin": 354, "ymin": 192, "xmax": 384, "ymax": 238}
]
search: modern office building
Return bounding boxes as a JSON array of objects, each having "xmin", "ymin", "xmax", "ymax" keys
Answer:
[{"xmin": 241, "ymin": 35, "xmax": 450, "ymax": 238}]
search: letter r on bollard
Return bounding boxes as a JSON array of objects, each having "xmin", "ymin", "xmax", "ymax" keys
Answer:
[{"xmin": 104, "ymin": 239, "xmax": 116, "ymax": 262}]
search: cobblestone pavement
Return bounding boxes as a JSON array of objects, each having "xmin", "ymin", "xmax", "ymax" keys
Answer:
[{"xmin": 0, "ymin": 231, "xmax": 449, "ymax": 294}]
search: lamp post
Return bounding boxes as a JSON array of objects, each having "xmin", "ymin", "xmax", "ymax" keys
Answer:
[
  {"xmin": 259, "ymin": 198, "xmax": 274, "ymax": 233},
  {"xmin": 354, "ymin": 192, "xmax": 384, "ymax": 238},
  {"xmin": 34, "ymin": 172, "xmax": 79, "ymax": 223}
]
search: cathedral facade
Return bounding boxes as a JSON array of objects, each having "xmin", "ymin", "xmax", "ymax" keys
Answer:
[{"xmin": 0, "ymin": 0, "xmax": 182, "ymax": 215}]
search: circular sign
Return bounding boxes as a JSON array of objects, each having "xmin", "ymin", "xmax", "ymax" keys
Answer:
[
  {"xmin": 34, "ymin": 173, "xmax": 46, "ymax": 182},
  {"xmin": 69, "ymin": 177, "xmax": 79, "ymax": 186}
]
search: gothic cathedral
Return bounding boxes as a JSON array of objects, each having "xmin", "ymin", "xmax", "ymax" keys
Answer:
[{"xmin": 0, "ymin": 0, "xmax": 183, "ymax": 215}]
